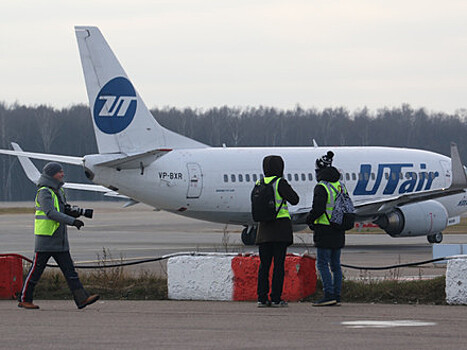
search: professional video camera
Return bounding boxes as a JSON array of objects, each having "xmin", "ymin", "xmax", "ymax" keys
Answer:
[{"xmin": 65, "ymin": 204, "xmax": 93, "ymax": 219}]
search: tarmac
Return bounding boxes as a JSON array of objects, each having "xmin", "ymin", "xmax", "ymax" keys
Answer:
[
  {"xmin": 1, "ymin": 300, "xmax": 466, "ymax": 349},
  {"xmin": 1, "ymin": 201, "xmax": 467, "ymax": 349}
]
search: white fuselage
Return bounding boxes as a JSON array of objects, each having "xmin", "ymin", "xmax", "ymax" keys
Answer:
[{"xmin": 85, "ymin": 146, "xmax": 467, "ymax": 226}]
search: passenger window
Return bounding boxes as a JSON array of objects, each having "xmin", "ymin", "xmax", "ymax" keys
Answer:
[
  {"xmin": 238, "ymin": 174, "xmax": 243, "ymax": 182},
  {"xmin": 352, "ymin": 173, "xmax": 356, "ymax": 181},
  {"xmin": 231, "ymin": 174, "xmax": 236, "ymax": 182},
  {"xmin": 364, "ymin": 173, "xmax": 369, "ymax": 181},
  {"xmin": 252, "ymin": 174, "xmax": 258, "ymax": 182},
  {"xmin": 358, "ymin": 173, "xmax": 363, "ymax": 181},
  {"xmin": 287, "ymin": 174, "xmax": 292, "ymax": 181},
  {"xmin": 399, "ymin": 172, "xmax": 403, "ymax": 180},
  {"xmin": 391, "ymin": 173, "xmax": 397, "ymax": 180},
  {"xmin": 308, "ymin": 173, "xmax": 313, "ymax": 181},
  {"xmin": 259, "ymin": 174, "xmax": 264, "ymax": 180},
  {"xmin": 301, "ymin": 173, "xmax": 306, "ymax": 181},
  {"xmin": 371, "ymin": 173, "xmax": 375, "ymax": 180},
  {"xmin": 385, "ymin": 173, "xmax": 389, "ymax": 180},
  {"xmin": 245, "ymin": 174, "xmax": 250, "ymax": 182},
  {"xmin": 224, "ymin": 174, "xmax": 228, "ymax": 183},
  {"xmin": 345, "ymin": 173, "xmax": 350, "ymax": 181},
  {"xmin": 294, "ymin": 174, "xmax": 299, "ymax": 181},
  {"xmin": 340, "ymin": 173, "xmax": 343, "ymax": 180}
]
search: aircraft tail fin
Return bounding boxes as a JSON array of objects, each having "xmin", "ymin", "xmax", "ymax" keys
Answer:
[{"xmin": 74, "ymin": 26, "xmax": 207, "ymax": 155}]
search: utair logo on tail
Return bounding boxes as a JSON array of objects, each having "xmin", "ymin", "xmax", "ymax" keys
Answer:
[
  {"xmin": 93, "ymin": 77, "xmax": 137, "ymax": 134},
  {"xmin": 353, "ymin": 163, "xmax": 439, "ymax": 196}
]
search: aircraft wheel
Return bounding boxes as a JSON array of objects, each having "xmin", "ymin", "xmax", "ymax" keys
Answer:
[
  {"xmin": 427, "ymin": 232, "xmax": 443, "ymax": 244},
  {"xmin": 241, "ymin": 226, "xmax": 257, "ymax": 246}
]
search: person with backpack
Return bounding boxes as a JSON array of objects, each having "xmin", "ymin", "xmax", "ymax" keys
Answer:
[
  {"xmin": 253, "ymin": 155, "xmax": 299, "ymax": 307},
  {"xmin": 306, "ymin": 151, "xmax": 349, "ymax": 306}
]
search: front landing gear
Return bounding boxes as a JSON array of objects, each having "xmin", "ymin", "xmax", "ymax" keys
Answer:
[
  {"xmin": 427, "ymin": 232, "xmax": 443, "ymax": 244},
  {"xmin": 241, "ymin": 225, "xmax": 257, "ymax": 246}
]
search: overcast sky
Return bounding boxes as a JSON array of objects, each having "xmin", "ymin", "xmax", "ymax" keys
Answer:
[{"xmin": 2, "ymin": 0, "xmax": 467, "ymax": 114}]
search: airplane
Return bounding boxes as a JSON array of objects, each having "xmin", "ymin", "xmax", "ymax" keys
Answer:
[{"xmin": 1, "ymin": 26, "xmax": 467, "ymax": 246}]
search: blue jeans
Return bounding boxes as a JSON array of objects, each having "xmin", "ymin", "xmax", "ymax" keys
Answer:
[{"xmin": 316, "ymin": 248, "xmax": 342, "ymax": 298}]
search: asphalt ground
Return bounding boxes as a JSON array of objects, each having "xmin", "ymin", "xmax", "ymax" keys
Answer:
[
  {"xmin": 1, "ymin": 300, "xmax": 466, "ymax": 349},
  {"xmin": 1, "ymin": 201, "xmax": 467, "ymax": 349}
]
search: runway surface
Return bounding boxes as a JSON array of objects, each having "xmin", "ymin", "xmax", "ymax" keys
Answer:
[
  {"xmin": 1, "ymin": 300, "xmax": 466, "ymax": 350},
  {"xmin": 1, "ymin": 201, "xmax": 465, "ymax": 278}
]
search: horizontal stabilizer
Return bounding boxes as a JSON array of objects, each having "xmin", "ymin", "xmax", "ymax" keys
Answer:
[
  {"xmin": 94, "ymin": 148, "xmax": 172, "ymax": 169},
  {"xmin": 0, "ymin": 144, "xmax": 83, "ymax": 165}
]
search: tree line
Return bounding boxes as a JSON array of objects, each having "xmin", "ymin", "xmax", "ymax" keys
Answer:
[{"xmin": 1, "ymin": 102, "xmax": 466, "ymax": 201}]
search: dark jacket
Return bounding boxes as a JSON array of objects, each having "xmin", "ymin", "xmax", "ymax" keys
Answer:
[
  {"xmin": 306, "ymin": 166, "xmax": 345, "ymax": 249},
  {"xmin": 34, "ymin": 175, "xmax": 75, "ymax": 252},
  {"xmin": 256, "ymin": 156, "xmax": 299, "ymax": 245}
]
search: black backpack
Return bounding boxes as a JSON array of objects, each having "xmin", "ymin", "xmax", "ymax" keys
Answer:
[{"xmin": 251, "ymin": 177, "xmax": 284, "ymax": 222}]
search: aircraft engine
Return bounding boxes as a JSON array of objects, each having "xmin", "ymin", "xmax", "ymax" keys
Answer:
[{"xmin": 375, "ymin": 200, "xmax": 448, "ymax": 237}]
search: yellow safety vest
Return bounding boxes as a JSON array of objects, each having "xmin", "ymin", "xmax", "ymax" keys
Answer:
[
  {"xmin": 34, "ymin": 187, "xmax": 63, "ymax": 236},
  {"xmin": 314, "ymin": 180, "xmax": 342, "ymax": 225},
  {"xmin": 262, "ymin": 176, "xmax": 290, "ymax": 220}
]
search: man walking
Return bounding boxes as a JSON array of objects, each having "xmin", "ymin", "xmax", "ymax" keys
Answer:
[
  {"xmin": 18, "ymin": 162, "xmax": 99, "ymax": 310},
  {"xmin": 255, "ymin": 155, "xmax": 299, "ymax": 307},
  {"xmin": 307, "ymin": 151, "xmax": 345, "ymax": 306}
]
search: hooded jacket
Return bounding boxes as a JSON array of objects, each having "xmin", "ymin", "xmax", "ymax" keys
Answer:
[
  {"xmin": 255, "ymin": 156, "xmax": 299, "ymax": 245},
  {"xmin": 307, "ymin": 166, "xmax": 345, "ymax": 249},
  {"xmin": 34, "ymin": 174, "xmax": 75, "ymax": 252}
]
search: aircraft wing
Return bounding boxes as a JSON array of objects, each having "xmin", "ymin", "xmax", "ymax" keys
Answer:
[{"xmin": 291, "ymin": 143, "xmax": 467, "ymax": 224}]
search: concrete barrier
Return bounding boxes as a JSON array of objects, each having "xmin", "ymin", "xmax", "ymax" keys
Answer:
[
  {"xmin": 446, "ymin": 255, "xmax": 467, "ymax": 305},
  {"xmin": 432, "ymin": 244, "xmax": 467, "ymax": 263},
  {"xmin": 168, "ymin": 253, "xmax": 316, "ymax": 301}
]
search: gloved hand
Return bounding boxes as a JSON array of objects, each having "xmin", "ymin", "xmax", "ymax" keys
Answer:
[
  {"xmin": 73, "ymin": 219, "xmax": 84, "ymax": 230},
  {"xmin": 306, "ymin": 214, "xmax": 315, "ymax": 230}
]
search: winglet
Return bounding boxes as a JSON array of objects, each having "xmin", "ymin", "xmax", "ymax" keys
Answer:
[
  {"xmin": 450, "ymin": 142, "xmax": 467, "ymax": 189},
  {"xmin": 11, "ymin": 142, "xmax": 41, "ymax": 184}
]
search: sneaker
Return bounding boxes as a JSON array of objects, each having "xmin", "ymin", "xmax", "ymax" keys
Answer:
[
  {"xmin": 335, "ymin": 296, "xmax": 341, "ymax": 306},
  {"xmin": 312, "ymin": 296, "xmax": 337, "ymax": 307},
  {"xmin": 257, "ymin": 300, "xmax": 271, "ymax": 308},
  {"xmin": 271, "ymin": 300, "xmax": 288, "ymax": 307},
  {"xmin": 18, "ymin": 301, "xmax": 40, "ymax": 310}
]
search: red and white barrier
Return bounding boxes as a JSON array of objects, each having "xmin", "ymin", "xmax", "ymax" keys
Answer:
[{"xmin": 167, "ymin": 253, "xmax": 316, "ymax": 301}]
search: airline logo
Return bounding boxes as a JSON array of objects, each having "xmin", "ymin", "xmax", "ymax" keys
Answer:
[
  {"xmin": 353, "ymin": 163, "xmax": 439, "ymax": 196},
  {"xmin": 93, "ymin": 77, "xmax": 137, "ymax": 134}
]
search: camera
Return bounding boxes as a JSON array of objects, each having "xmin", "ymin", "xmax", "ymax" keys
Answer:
[{"xmin": 65, "ymin": 204, "xmax": 93, "ymax": 219}]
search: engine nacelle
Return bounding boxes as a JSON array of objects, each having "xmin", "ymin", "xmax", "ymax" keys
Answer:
[{"xmin": 375, "ymin": 200, "xmax": 448, "ymax": 237}]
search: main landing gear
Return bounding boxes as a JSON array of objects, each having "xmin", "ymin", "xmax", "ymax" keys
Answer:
[
  {"xmin": 427, "ymin": 232, "xmax": 443, "ymax": 244},
  {"xmin": 241, "ymin": 225, "xmax": 257, "ymax": 246}
]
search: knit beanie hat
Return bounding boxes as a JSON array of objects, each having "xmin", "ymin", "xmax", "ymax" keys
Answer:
[
  {"xmin": 43, "ymin": 162, "xmax": 63, "ymax": 177},
  {"xmin": 315, "ymin": 151, "xmax": 334, "ymax": 169}
]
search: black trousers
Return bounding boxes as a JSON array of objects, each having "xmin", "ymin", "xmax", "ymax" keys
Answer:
[
  {"xmin": 257, "ymin": 242, "xmax": 288, "ymax": 303},
  {"xmin": 20, "ymin": 251, "xmax": 84, "ymax": 302}
]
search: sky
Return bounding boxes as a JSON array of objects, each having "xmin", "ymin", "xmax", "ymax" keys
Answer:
[{"xmin": 2, "ymin": 0, "xmax": 467, "ymax": 114}]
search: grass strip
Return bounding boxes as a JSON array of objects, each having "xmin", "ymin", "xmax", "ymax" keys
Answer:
[{"xmin": 30, "ymin": 269, "xmax": 446, "ymax": 304}]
